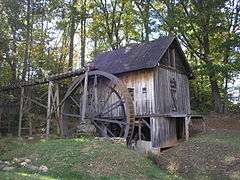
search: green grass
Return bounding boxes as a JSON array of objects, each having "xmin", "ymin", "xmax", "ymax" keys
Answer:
[
  {"xmin": 2, "ymin": 132, "xmax": 238, "ymax": 179},
  {"xmin": 0, "ymin": 136, "xmax": 180, "ymax": 180}
]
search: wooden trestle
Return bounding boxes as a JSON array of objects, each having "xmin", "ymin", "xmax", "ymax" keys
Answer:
[{"xmin": 0, "ymin": 68, "xmax": 135, "ymax": 145}]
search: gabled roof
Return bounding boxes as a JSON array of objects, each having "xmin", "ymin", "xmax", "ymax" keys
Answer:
[{"xmin": 92, "ymin": 36, "xmax": 192, "ymax": 77}]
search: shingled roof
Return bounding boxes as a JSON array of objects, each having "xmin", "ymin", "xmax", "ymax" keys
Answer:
[{"xmin": 92, "ymin": 36, "xmax": 192, "ymax": 77}]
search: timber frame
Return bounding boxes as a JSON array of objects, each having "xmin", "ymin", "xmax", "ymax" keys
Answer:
[{"xmin": 0, "ymin": 68, "xmax": 135, "ymax": 145}]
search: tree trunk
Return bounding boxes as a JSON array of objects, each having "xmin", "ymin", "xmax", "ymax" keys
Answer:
[
  {"xmin": 22, "ymin": 0, "xmax": 31, "ymax": 81},
  {"xmin": 68, "ymin": 17, "xmax": 75, "ymax": 70},
  {"xmin": 68, "ymin": 0, "xmax": 77, "ymax": 70},
  {"xmin": 80, "ymin": 18, "xmax": 86, "ymax": 68},
  {"xmin": 135, "ymin": 0, "xmax": 150, "ymax": 42},
  {"xmin": 209, "ymin": 75, "xmax": 224, "ymax": 113},
  {"xmin": 143, "ymin": 1, "xmax": 150, "ymax": 42},
  {"xmin": 11, "ymin": 29, "xmax": 17, "ymax": 82}
]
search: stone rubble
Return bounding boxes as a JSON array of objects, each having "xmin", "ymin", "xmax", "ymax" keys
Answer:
[
  {"xmin": 94, "ymin": 137, "xmax": 126, "ymax": 145},
  {"xmin": 39, "ymin": 165, "xmax": 48, "ymax": 172},
  {"xmin": 0, "ymin": 161, "xmax": 15, "ymax": 171},
  {"xmin": 2, "ymin": 166, "xmax": 15, "ymax": 171},
  {"xmin": 0, "ymin": 158, "xmax": 48, "ymax": 172}
]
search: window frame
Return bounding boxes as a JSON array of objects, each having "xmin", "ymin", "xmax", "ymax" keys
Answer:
[
  {"xmin": 128, "ymin": 88, "xmax": 134, "ymax": 100},
  {"xmin": 168, "ymin": 48, "xmax": 176, "ymax": 68}
]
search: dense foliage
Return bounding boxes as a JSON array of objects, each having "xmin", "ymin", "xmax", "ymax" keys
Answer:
[{"xmin": 0, "ymin": 0, "xmax": 239, "ymax": 113}]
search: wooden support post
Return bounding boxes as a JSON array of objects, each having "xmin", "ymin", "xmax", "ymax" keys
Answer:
[
  {"xmin": 27, "ymin": 88, "xmax": 33, "ymax": 137},
  {"xmin": 0, "ymin": 107, "xmax": 3, "ymax": 132},
  {"xmin": 29, "ymin": 119, "xmax": 32, "ymax": 137},
  {"xmin": 80, "ymin": 70, "xmax": 88, "ymax": 125},
  {"xmin": 18, "ymin": 87, "xmax": 24, "ymax": 137},
  {"xmin": 185, "ymin": 116, "xmax": 191, "ymax": 141},
  {"xmin": 55, "ymin": 83, "xmax": 60, "ymax": 135},
  {"xmin": 8, "ymin": 117, "xmax": 11, "ymax": 134},
  {"xmin": 202, "ymin": 117, "xmax": 207, "ymax": 132},
  {"xmin": 46, "ymin": 81, "xmax": 53, "ymax": 138},
  {"xmin": 94, "ymin": 75, "xmax": 98, "ymax": 113},
  {"xmin": 138, "ymin": 119, "xmax": 142, "ymax": 141},
  {"xmin": 59, "ymin": 106, "xmax": 66, "ymax": 137}
]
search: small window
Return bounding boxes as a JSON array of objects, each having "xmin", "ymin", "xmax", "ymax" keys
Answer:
[
  {"xmin": 128, "ymin": 88, "xmax": 134, "ymax": 100},
  {"xmin": 168, "ymin": 48, "xmax": 176, "ymax": 68},
  {"xmin": 142, "ymin": 87, "xmax": 147, "ymax": 94}
]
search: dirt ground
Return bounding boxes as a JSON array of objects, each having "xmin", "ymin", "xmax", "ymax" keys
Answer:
[
  {"xmin": 189, "ymin": 112, "xmax": 240, "ymax": 136},
  {"xmin": 205, "ymin": 112, "xmax": 240, "ymax": 131},
  {"xmin": 155, "ymin": 113, "xmax": 240, "ymax": 180}
]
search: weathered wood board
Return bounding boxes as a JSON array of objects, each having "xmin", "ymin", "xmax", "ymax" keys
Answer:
[
  {"xmin": 118, "ymin": 69, "xmax": 155, "ymax": 116},
  {"xmin": 151, "ymin": 117, "xmax": 178, "ymax": 148},
  {"xmin": 153, "ymin": 67, "xmax": 191, "ymax": 115}
]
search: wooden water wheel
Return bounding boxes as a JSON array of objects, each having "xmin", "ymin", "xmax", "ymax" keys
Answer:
[{"xmin": 60, "ymin": 70, "xmax": 135, "ymax": 145}]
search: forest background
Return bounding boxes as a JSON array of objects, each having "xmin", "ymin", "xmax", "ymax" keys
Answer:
[{"xmin": 0, "ymin": 0, "xmax": 239, "ymax": 113}]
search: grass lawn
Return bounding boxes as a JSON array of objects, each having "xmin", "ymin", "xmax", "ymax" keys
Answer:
[
  {"xmin": 1, "ymin": 131, "xmax": 240, "ymax": 179},
  {"xmin": 155, "ymin": 131, "xmax": 240, "ymax": 180},
  {"xmin": 0, "ymin": 136, "xmax": 180, "ymax": 180}
]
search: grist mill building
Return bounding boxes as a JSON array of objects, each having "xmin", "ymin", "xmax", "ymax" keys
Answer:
[{"xmin": 92, "ymin": 36, "xmax": 193, "ymax": 149}]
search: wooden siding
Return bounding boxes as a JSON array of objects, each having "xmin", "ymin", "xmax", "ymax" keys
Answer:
[
  {"xmin": 118, "ymin": 69, "xmax": 155, "ymax": 116},
  {"xmin": 175, "ymin": 49, "xmax": 187, "ymax": 73},
  {"xmin": 153, "ymin": 67, "xmax": 191, "ymax": 115},
  {"xmin": 151, "ymin": 117, "xmax": 178, "ymax": 148},
  {"xmin": 160, "ymin": 48, "xmax": 187, "ymax": 74}
]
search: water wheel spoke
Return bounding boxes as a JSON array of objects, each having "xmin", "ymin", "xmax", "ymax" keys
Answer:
[
  {"xmin": 100, "ymin": 100, "xmax": 123, "ymax": 116},
  {"xmin": 105, "ymin": 125, "xmax": 116, "ymax": 137},
  {"xmin": 60, "ymin": 81, "xmax": 83, "ymax": 105},
  {"xmin": 99, "ymin": 81, "xmax": 116, "ymax": 109},
  {"xmin": 62, "ymin": 113, "xmax": 82, "ymax": 118},
  {"xmin": 92, "ymin": 117, "xmax": 126, "ymax": 127},
  {"xmin": 91, "ymin": 120, "xmax": 109, "ymax": 137},
  {"xmin": 100, "ymin": 88, "xmax": 114, "ymax": 111},
  {"xmin": 70, "ymin": 96, "xmax": 81, "ymax": 108},
  {"xmin": 97, "ymin": 122, "xmax": 116, "ymax": 137}
]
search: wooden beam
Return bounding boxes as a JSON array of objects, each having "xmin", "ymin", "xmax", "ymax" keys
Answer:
[
  {"xmin": 0, "ymin": 68, "xmax": 86, "ymax": 92},
  {"xmin": 104, "ymin": 124, "xmax": 115, "ymax": 137},
  {"xmin": 29, "ymin": 118, "xmax": 32, "ymax": 137},
  {"xmin": 70, "ymin": 96, "xmax": 81, "ymax": 108},
  {"xmin": 185, "ymin": 116, "xmax": 191, "ymax": 141},
  {"xmin": 100, "ymin": 88, "xmax": 114, "ymax": 112},
  {"xmin": 46, "ymin": 81, "xmax": 53, "ymax": 138},
  {"xmin": 94, "ymin": 75, "xmax": 98, "ymax": 113},
  {"xmin": 100, "ymin": 100, "xmax": 123, "ymax": 115},
  {"xmin": 62, "ymin": 113, "xmax": 82, "ymax": 118},
  {"xmin": 27, "ymin": 88, "xmax": 33, "ymax": 137},
  {"xmin": 91, "ymin": 120, "xmax": 109, "ymax": 137},
  {"xmin": 80, "ymin": 70, "xmax": 89, "ymax": 125},
  {"xmin": 18, "ymin": 87, "xmax": 24, "ymax": 137},
  {"xmin": 92, "ymin": 117, "xmax": 126, "ymax": 126},
  {"xmin": 142, "ymin": 119, "xmax": 151, "ymax": 129},
  {"xmin": 55, "ymin": 83, "xmax": 60, "ymax": 135},
  {"xmin": 0, "ymin": 107, "xmax": 3, "ymax": 130},
  {"xmin": 138, "ymin": 119, "xmax": 142, "ymax": 140},
  {"xmin": 23, "ymin": 96, "xmax": 47, "ymax": 109}
]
